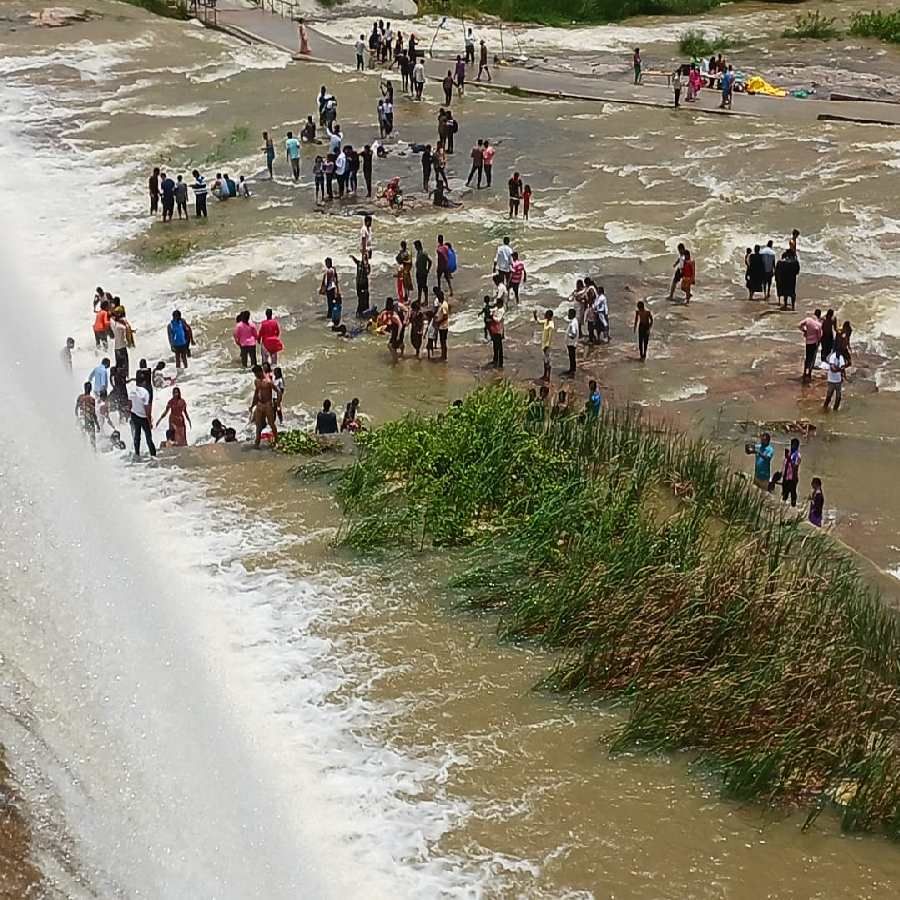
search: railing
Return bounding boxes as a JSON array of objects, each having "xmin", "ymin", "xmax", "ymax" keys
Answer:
[
  {"xmin": 190, "ymin": 0, "xmax": 218, "ymax": 26},
  {"xmin": 255, "ymin": 0, "xmax": 302, "ymax": 20}
]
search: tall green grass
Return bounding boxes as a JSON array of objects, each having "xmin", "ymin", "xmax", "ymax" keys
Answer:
[
  {"xmin": 850, "ymin": 10, "xmax": 900, "ymax": 44},
  {"xmin": 783, "ymin": 11, "xmax": 843, "ymax": 40},
  {"xmin": 324, "ymin": 385, "xmax": 900, "ymax": 835}
]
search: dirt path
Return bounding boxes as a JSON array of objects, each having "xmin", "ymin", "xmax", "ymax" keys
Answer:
[{"xmin": 210, "ymin": 3, "xmax": 900, "ymax": 126}]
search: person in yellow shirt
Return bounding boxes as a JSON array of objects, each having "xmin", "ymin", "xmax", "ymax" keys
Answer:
[{"xmin": 541, "ymin": 309, "xmax": 554, "ymax": 382}]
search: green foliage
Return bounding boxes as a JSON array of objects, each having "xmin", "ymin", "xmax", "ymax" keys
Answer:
[
  {"xmin": 678, "ymin": 29, "xmax": 730, "ymax": 58},
  {"xmin": 850, "ymin": 10, "xmax": 900, "ymax": 44},
  {"xmin": 277, "ymin": 430, "xmax": 329, "ymax": 456},
  {"xmin": 203, "ymin": 125, "xmax": 252, "ymax": 165},
  {"xmin": 420, "ymin": 0, "xmax": 727, "ymax": 27},
  {"xmin": 783, "ymin": 11, "xmax": 843, "ymax": 40},
  {"xmin": 322, "ymin": 385, "xmax": 900, "ymax": 834},
  {"xmin": 151, "ymin": 237, "xmax": 195, "ymax": 263}
]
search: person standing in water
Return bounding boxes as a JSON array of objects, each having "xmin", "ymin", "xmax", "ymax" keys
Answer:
[
  {"xmin": 633, "ymin": 47, "xmax": 642, "ymax": 85},
  {"xmin": 160, "ymin": 171, "xmax": 176, "ymax": 223},
  {"xmin": 62, "ymin": 336, "xmax": 75, "ymax": 371},
  {"xmin": 148, "ymin": 167, "xmax": 160, "ymax": 215},
  {"xmin": 155, "ymin": 386, "xmax": 191, "ymax": 446},
  {"xmin": 780, "ymin": 438, "xmax": 801, "ymax": 507},
  {"xmin": 285, "ymin": 130, "xmax": 301, "ymax": 182},
  {"xmin": 799, "ymin": 308, "xmax": 822, "ymax": 381},
  {"xmin": 633, "ymin": 301, "xmax": 653, "ymax": 361},
  {"xmin": 823, "ymin": 342, "xmax": 847, "ymax": 412},
  {"xmin": 414, "ymin": 239, "xmax": 431, "ymax": 302},
  {"xmin": 477, "ymin": 39, "xmax": 491, "ymax": 82},
  {"xmin": 541, "ymin": 309, "xmax": 554, "ymax": 383},
  {"xmin": 465, "ymin": 28, "xmax": 475, "ymax": 65},
  {"xmin": 466, "ymin": 139, "xmax": 484, "ymax": 189},
  {"xmin": 128, "ymin": 370, "xmax": 156, "ymax": 459},
  {"xmin": 249, "ymin": 365, "xmax": 278, "ymax": 448},
  {"xmin": 564, "ymin": 308, "xmax": 579, "ymax": 377},
  {"xmin": 667, "ymin": 243, "xmax": 685, "ymax": 301},
  {"xmin": 175, "ymin": 175, "xmax": 189, "ymax": 220},
  {"xmin": 258, "ymin": 308, "xmax": 283, "ymax": 365},
  {"xmin": 262, "ymin": 131, "xmax": 276, "ymax": 179},
  {"xmin": 190, "ymin": 169, "xmax": 208, "ymax": 218},
  {"xmin": 748, "ymin": 432, "xmax": 774, "ymax": 491},
  {"xmin": 672, "ymin": 67, "xmax": 683, "ymax": 108},
  {"xmin": 167, "ymin": 309, "xmax": 192, "ymax": 372},
  {"xmin": 233, "ymin": 310, "xmax": 258, "ymax": 368},
  {"xmin": 808, "ymin": 477, "xmax": 824, "ymax": 527},
  {"xmin": 680, "ymin": 249, "xmax": 695, "ymax": 304},
  {"xmin": 482, "ymin": 140, "xmax": 495, "ymax": 187},
  {"xmin": 355, "ymin": 33, "xmax": 366, "ymax": 71},
  {"xmin": 75, "ymin": 382, "xmax": 99, "ymax": 450},
  {"xmin": 508, "ymin": 171, "xmax": 523, "ymax": 218}
]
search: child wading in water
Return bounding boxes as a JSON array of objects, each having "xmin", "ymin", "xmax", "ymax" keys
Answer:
[
  {"xmin": 523, "ymin": 184, "xmax": 532, "ymax": 221},
  {"xmin": 681, "ymin": 249, "xmax": 695, "ymax": 304},
  {"xmin": 808, "ymin": 477, "xmax": 824, "ymax": 527}
]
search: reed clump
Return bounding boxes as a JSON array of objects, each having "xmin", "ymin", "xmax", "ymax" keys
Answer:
[{"xmin": 329, "ymin": 384, "xmax": 900, "ymax": 835}]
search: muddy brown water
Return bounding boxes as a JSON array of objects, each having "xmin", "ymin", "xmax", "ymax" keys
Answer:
[{"xmin": 2, "ymin": 1, "xmax": 900, "ymax": 895}]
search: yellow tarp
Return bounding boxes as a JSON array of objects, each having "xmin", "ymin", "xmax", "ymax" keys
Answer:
[{"xmin": 746, "ymin": 75, "xmax": 787, "ymax": 98}]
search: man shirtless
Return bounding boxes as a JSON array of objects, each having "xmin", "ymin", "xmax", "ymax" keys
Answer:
[{"xmin": 249, "ymin": 365, "xmax": 278, "ymax": 448}]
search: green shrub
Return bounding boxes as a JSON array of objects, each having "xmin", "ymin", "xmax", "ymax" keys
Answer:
[
  {"xmin": 850, "ymin": 10, "xmax": 900, "ymax": 44},
  {"xmin": 783, "ymin": 11, "xmax": 843, "ymax": 40},
  {"xmin": 317, "ymin": 385, "xmax": 900, "ymax": 835}
]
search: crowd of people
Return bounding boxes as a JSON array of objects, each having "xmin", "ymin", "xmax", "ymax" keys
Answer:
[{"xmin": 75, "ymin": 17, "xmax": 854, "ymax": 540}]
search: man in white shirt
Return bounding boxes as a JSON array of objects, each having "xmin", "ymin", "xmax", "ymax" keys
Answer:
[
  {"xmin": 326, "ymin": 123, "xmax": 342, "ymax": 155},
  {"xmin": 359, "ymin": 214, "xmax": 373, "ymax": 259},
  {"xmin": 413, "ymin": 60, "xmax": 425, "ymax": 101},
  {"xmin": 128, "ymin": 374, "xmax": 156, "ymax": 458},
  {"xmin": 493, "ymin": 236, "xmax": 513, "ymax": 285},
  {"xmin": 355, "ymin": 34, "xmax": 366, "ymax": 71},
  {"xmin": 760, "ymin": 239, "xmax": 777, "ymax": 299},
  {"xmin": 823, "ymin": 348, "xmax": 846, "ymax": 411},
  {"xmin": 594, "ymin": 284, "xmax": 609, "ymax": 342},
  {"xmin": 565, "ymin": 308, "xmax": 580, "ymax": 377},
  {"xmin": 335, "ymin": 148, "xmax": 347, "ymax": 197}
]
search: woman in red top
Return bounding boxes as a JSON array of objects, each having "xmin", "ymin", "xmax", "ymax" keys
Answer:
[
  {"xmin": 156, "ymin": 386, "xmax": 191, "ymax": 446},
  {"xmin": 258, "ymin": 308, "xmax": 284, "ymax": 365}
]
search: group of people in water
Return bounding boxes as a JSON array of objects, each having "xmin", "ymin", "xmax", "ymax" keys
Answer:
[{"xmin": 105, "ymin": 16, "xmax": 855, "ymax": 545}]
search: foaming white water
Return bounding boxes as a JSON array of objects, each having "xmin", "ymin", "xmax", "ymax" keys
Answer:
[
  {"xmin": 0, "ymin": 33, "xmax": 487, "ymax": 899},
  {"xmin": 312, "ymin": 13, "xmax": 771, "ymax": 57}
]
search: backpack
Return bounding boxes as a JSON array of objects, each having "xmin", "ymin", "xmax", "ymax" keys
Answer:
[{"xmin": 447, "ymin": 247, "xmax": 457, "ymax": 274}]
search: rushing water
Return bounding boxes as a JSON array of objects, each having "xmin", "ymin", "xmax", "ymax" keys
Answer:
[{"xmin": 2, "ymin": 1, "xmax": 900, "ymax": 896}]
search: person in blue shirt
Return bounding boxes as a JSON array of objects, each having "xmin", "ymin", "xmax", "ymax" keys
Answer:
[
  {"xmin": 167, "ymin": 309, "xmax": 192, "ymax": 371},
  {"xmin": 720, "ymin": 65, "xmax": 735, "ymax": 109},
  {"xmin": 587, "ymin": 379, "xmax": 602, "ymax": 415},
  {"xmin": 749, "ymin": 432, "xmax": 774, "ymax": 489},
  {"xmin": 285, "ymin": 130, "xmax": 301, "ymax": 181},
  {"xmin": 88, "ymin": 358, "xmax": 110, "ymax": 396}
]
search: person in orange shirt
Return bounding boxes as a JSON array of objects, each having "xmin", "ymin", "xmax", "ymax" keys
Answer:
[{"xmin": 93, "ymin": 299, "xmax": 111, "ymax": 350}]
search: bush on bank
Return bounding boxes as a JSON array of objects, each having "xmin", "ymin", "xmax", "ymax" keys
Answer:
[
  {"xmin": 850, "ymin": 10, "xmax": 900, "ymax": 44},
  {"xmin": 324, "ymin": 385, "xmax": 900, "ymax": 836}
]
